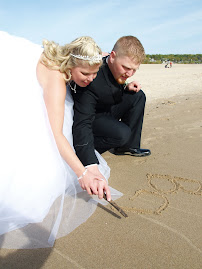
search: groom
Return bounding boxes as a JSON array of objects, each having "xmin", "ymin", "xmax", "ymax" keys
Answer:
[{"xmin": 71, "ymin": 36, "xmax": 151, "ymax": 172}]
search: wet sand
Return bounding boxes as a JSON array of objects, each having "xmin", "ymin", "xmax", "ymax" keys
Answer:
[{"xmin": 0, "ymin": 64, "xmax": 202, "ymax": 269}]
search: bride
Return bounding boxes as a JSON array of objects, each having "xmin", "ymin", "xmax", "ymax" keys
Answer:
[{"xmin": 0, "ymin": 31, "xmax": 122, "ymax": 249}]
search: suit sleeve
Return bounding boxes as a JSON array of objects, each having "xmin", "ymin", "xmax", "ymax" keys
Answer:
[{"xmin": 72, "ymin": 89, "xmax": 99, "ymax": 166}]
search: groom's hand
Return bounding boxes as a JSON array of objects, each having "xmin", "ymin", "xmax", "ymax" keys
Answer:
[{"xmin": 127, "ymin": 80, "xmax": 141, "ymax": 92}]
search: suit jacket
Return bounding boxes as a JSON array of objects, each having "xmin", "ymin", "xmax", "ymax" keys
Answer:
[{"xmin": 72, "ymin": 57, "xmax": 124, "ymax": 166}]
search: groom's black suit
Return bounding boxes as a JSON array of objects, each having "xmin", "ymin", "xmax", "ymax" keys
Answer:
[{"xmin": 71, "ymin": 57, "xmax": 146, "ymax": 166}]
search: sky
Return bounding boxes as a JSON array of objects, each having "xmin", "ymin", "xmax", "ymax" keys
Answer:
[{"xmin": 0, "ymin": 0, "xmax": 202, "ymax": 54}]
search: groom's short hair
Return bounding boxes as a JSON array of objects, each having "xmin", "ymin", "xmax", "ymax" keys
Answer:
[{"xmin": 112, "ymin": 36, "xmax": 145, "ymax": 64}]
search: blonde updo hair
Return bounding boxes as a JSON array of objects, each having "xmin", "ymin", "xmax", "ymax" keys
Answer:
[
  {"xmin": 40, "ymin": 36, "xmax": 102, "ymax": 82},
  {"xmin": 112, "ymin": 36, "xmax": 145, "ymax": 64}
]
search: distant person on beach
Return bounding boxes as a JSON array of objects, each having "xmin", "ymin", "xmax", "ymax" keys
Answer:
[
  {"xmin": 71, "ymin": 36, "xmax": 151, "ymax": 178},
  {"xmin": 170, "ymin": 61, "xmax": 172, "ymax": 68},
  {"xmin": 165, "ymin": 61, "xmax": 169, "ymax": 68}
]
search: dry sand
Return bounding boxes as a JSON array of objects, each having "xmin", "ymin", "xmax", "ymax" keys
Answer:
[{"xmin": 0, "ymin": 64, "xmax": 202, "ymax": 269}]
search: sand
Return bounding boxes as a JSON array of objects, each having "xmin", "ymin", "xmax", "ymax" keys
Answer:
[{"xmin": 0, "ymin": 64, "xmax": 202, "ymax": 269}]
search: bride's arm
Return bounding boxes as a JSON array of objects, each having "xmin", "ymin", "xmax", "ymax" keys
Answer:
[{"xmin": 36, "ymin": 65, "xmax": 111, "ymax": 200}]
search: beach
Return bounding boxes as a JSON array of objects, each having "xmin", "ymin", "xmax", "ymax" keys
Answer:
[{"xmin": 0, "ymin": 64, "xmax": 202, "ymax": 269}]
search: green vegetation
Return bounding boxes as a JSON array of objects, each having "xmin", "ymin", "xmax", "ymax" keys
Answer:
[{"xmin": 144, "ymin": 54, "xmax": 202, "ymax": 64}]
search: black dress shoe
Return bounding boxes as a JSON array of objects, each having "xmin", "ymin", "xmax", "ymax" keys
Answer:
[{"xmin": 112, "ymin": 147, "xmax": 151, "ymax": 157}]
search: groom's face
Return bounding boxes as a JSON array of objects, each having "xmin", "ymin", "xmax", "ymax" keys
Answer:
[{"xmin": 109, "ymin": 52, "xmax": 140, "ymax": 84}]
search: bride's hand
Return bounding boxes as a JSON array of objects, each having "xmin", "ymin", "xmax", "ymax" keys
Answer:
[{"xmin": 78, "ymin": 168, "xmax": 111, "ymax": 201}]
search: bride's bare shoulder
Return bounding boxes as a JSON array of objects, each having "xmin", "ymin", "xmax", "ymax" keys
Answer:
[{"xmin": 36, "ymin": 56, "xmax": 65, "ymax": 89}]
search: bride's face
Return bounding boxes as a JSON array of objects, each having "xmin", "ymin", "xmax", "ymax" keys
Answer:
[{"xmin": 71, "ymin": 64, "xmax": 100, "ymax": 87}]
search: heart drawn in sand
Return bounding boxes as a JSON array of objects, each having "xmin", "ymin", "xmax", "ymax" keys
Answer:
[
  {"xmin": 113, "ymin": 173, "xmax": 202, "ymax": 217},
  {"xmin": 117, "ymin": 189, "xmax": 169, "ymax": 215},
  {"xmin": 147, "ymin": 173, "xmax": 202, "ymax": 195}
]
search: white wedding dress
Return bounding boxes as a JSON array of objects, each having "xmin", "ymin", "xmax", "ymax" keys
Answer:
[{"xmin": 0, "ymin": 31, "xmax": 122, "ymax": 249}]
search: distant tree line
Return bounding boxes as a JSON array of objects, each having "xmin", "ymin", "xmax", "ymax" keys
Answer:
[{"xmin": 144, "ymin": 54, "xmax": 202, "ymax": 64}]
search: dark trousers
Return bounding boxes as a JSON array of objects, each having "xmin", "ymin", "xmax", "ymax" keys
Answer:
[{"xmin": 93, "ymin": 90, "xmax": 146, "ymax": 153}]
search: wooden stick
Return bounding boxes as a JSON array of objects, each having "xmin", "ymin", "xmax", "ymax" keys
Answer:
[{"xmin": 103, "ymin": 193, "xmax": 128, "ymax": 218}]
